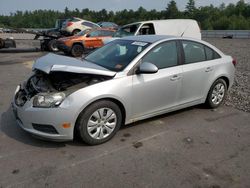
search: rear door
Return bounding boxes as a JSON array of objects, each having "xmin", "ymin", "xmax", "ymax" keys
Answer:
[{"xmin": 179, "ymin": 40, "xmax": 221, "ymax": 104}]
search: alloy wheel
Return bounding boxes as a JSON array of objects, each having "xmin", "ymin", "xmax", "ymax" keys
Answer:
[
  {"xmin": 211, "ymin": 83, "xmax": 225, "ymax": 105},
  {"xmin": 87, "ymin": 108, "xmax": 117, "ymax": 140}
]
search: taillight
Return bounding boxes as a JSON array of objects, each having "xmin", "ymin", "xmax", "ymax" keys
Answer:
[
  {"xmin": 232, "ymin": 58, "xmax": 237, "ymax": 67},
  {"xmin": 67, "ymin": 22, "xmax": 73, "ymax": 27}
]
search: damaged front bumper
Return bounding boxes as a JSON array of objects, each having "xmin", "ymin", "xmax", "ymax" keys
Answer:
[
  {"xmin": 56, "ymin": 40, "xmax": 71, "ymax": 53},
  {"xmin": 12, "ymin": 86, "xmax": 75, "ymax": 141}
]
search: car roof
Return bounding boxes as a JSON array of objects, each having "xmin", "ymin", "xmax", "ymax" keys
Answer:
[
  {"xmin": 120, "ymin": 35, "xmax": 224, "ymax": 57},
  {"xmin": 121, "ymin": 35, "xmax": 177, "ymax": 43}
]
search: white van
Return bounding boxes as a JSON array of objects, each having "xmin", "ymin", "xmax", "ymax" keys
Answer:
[{"xmin": 113, "ymin": 19, "xmax": 201, "ymax": 40}]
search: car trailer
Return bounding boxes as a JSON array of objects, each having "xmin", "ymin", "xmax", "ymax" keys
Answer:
[{"xmin": 0, "ymin": 37, "xmax": 16, "ymax": 49}]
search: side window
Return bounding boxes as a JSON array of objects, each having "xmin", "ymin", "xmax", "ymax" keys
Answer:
[
  {"xmin": 142, "ymin": 41, "xmax": 178, "ymax": 69},
  {"xmin": 205, "ymin": 46, "xmax": 213, "ymax": 60},
  {"xmin": 101, "ymin": 30, "xmax": 114, "ymax": 36},
  {"xmin": 139, "ymin": 23, "xmax": 155, "ymax": 35},
  {"xmin": 205, "ymin": 46, "xmax": 221, "ymax": 60},
  {"xmin": 88, "ymin": 30, "xmax": 101, "ymax": 37},
  {"xmin": 182, "ymin": 41, "xmax": 206, "ymax": 64},
  {"xmin": 102, "ymin": 22, "xmax": 113, "ymax": 27}
]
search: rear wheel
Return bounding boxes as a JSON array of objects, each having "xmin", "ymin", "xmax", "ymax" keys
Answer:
[
  {"xmin": 72, "ymin": 29, "xmax": 81, "ymax": 35},
  {"xmin": 206, "ymin": 79, "xmax": 227, "ymax": 108},
  {"xmin": 71, "ymin": 44, "xmax": 84, "ymax": 57},
  {"xmin": 76, "ymin": 100, "xmax": 122, "ymax": 145}
]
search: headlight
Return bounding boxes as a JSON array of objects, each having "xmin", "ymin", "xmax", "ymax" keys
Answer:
[{"xmin": 33, "ymin": 92, "xmax": 66, "ymax": 108}]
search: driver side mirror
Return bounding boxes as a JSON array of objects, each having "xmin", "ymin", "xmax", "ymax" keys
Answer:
[
  {"xmin": 136, "ymin": 62, "xmax": 158, "ymax": 74},
  {"xmin": 86, "ymin": 33, "xmax": 91, "ymax": 37}
]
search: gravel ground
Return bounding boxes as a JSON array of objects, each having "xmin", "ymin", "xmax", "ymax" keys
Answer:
[{"xmin": 205, "ymin": 38, "xmax": 250, "ymax": 112}]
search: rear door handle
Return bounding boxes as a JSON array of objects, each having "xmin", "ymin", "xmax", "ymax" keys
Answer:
[
  {"xmin": 205, "ymin": 67, "xmax": 213, "ymax": 72},
  {"xmin": 170, "ymin": 75, "xmax": 181, "ymax": 81}
]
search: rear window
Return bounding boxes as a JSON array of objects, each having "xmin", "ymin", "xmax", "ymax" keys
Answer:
[{"xmin": 205, "ymin": 46, "xmax": 221, "ymax": 60}]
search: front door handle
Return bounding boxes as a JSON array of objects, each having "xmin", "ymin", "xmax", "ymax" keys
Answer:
[
  {"xmin": 170, "ymin": 75, "xmax": 181, "ymax": 81},
  {"xmin": 205, "ymin": 67, "xmax": 213, "ymax": 72}
]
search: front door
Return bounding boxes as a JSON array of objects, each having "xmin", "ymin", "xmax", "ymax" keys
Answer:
[{"xmin": 131, "ymin": 40, "xmax": 182, "ymax": 119}]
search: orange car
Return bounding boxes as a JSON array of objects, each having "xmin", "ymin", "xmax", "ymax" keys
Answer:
[{"xmin": 57, "ymin": 28, "xmax": 115, "ymax": 57}]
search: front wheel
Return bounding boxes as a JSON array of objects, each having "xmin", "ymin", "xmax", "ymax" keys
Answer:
[
  {"xmin": 48, "ymin": 40, "xmax": 59, "ymax": 52},
  {"xmin": 206, "ymin": 79, "xmax": 227, "ymax": 108},
  {"xmin": 71, "ymin": 44, "xmax": 84, "ymax": 57},
  {"xmin": 76, "ymin": 100, "xmax": 122, "ymax": 145}
]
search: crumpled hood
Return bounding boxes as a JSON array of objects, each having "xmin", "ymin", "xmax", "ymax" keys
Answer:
[{"xmin": 33, "ymin": 53, "xmax": 116, "ymax": 77}]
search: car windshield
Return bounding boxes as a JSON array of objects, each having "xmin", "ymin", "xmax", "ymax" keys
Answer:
[
  {"xmin": 113, "ymin": 24, "xmax": 140, "ymax": 37},
  {"xmin": 84, "ymin": 39, "xmax": 150, "ymax": 72}
]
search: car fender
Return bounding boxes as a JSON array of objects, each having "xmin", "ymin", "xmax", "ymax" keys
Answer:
[
  {"xmin": 204, "ymin": 72, "xmax": 231, "ymax": 102},
  {"xmin": 60, "ymin": 76, "xmax": 132, "ymax": 127}
]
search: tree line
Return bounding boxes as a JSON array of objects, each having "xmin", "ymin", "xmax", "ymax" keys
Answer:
[{"xmin": 0, "ymin": 0, "xmax": 250, "ymax": 30}]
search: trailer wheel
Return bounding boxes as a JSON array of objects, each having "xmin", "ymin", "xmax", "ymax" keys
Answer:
[
  {"xmin": 0, "ymin": 38, "xmax": 4, "ymax": 49},
  {"xmin": 48, "ymin": 40, "xmax": 59, "ymax": 52}
]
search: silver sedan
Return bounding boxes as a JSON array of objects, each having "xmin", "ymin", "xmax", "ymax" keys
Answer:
[{"xmin": 13, "ymin": 35, "xmax": 236, "ymax": 145}]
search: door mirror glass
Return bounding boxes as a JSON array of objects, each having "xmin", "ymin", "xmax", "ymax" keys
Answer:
[{"xmin": 137, "ymin": 62, "xmax": 158, "ymax": 74}]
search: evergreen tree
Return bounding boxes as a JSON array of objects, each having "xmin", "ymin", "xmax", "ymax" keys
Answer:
[
  {"xmin": 186, "ymin": 0, "xmax": 196, "ymax": 17},
  {"xmin": 0, "ymin": 0, "xmax": 249, "ymax": 30},
  {"xmin": 166, "ymin": 0, "xmax": 180, "ymax": 18}
]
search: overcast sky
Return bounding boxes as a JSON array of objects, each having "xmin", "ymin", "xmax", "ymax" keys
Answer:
[{"xmin": 0, "ymin": 0, "xmax": 249, "ymax": 15}]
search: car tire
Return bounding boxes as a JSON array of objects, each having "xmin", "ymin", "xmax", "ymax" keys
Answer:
[
  {"xmin": 72, "ymin": 29, "xmax": 81, "ymax": 35},
  {"xmin": 48, "ymin": 40, "xmax": 59, "ymax": 52},
  {"xmin": 0, "ymin": 38, "xmax": 4, "ymax": 49},
  {"xmin": 76, "ymin": 100, "xmax": 122, "ymax": 145},
  {"xmin": 206, "ymin": 78, "xmax": 227, "ymax": 108},
  {"xmin": 71, "ymin": 44, "xmax": 84, "ymax": 57}
]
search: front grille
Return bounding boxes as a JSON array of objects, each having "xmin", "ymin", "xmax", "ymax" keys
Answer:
[{"xmin": 32, "ymin": 123, "xmax": 59, "ymax": 134}]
